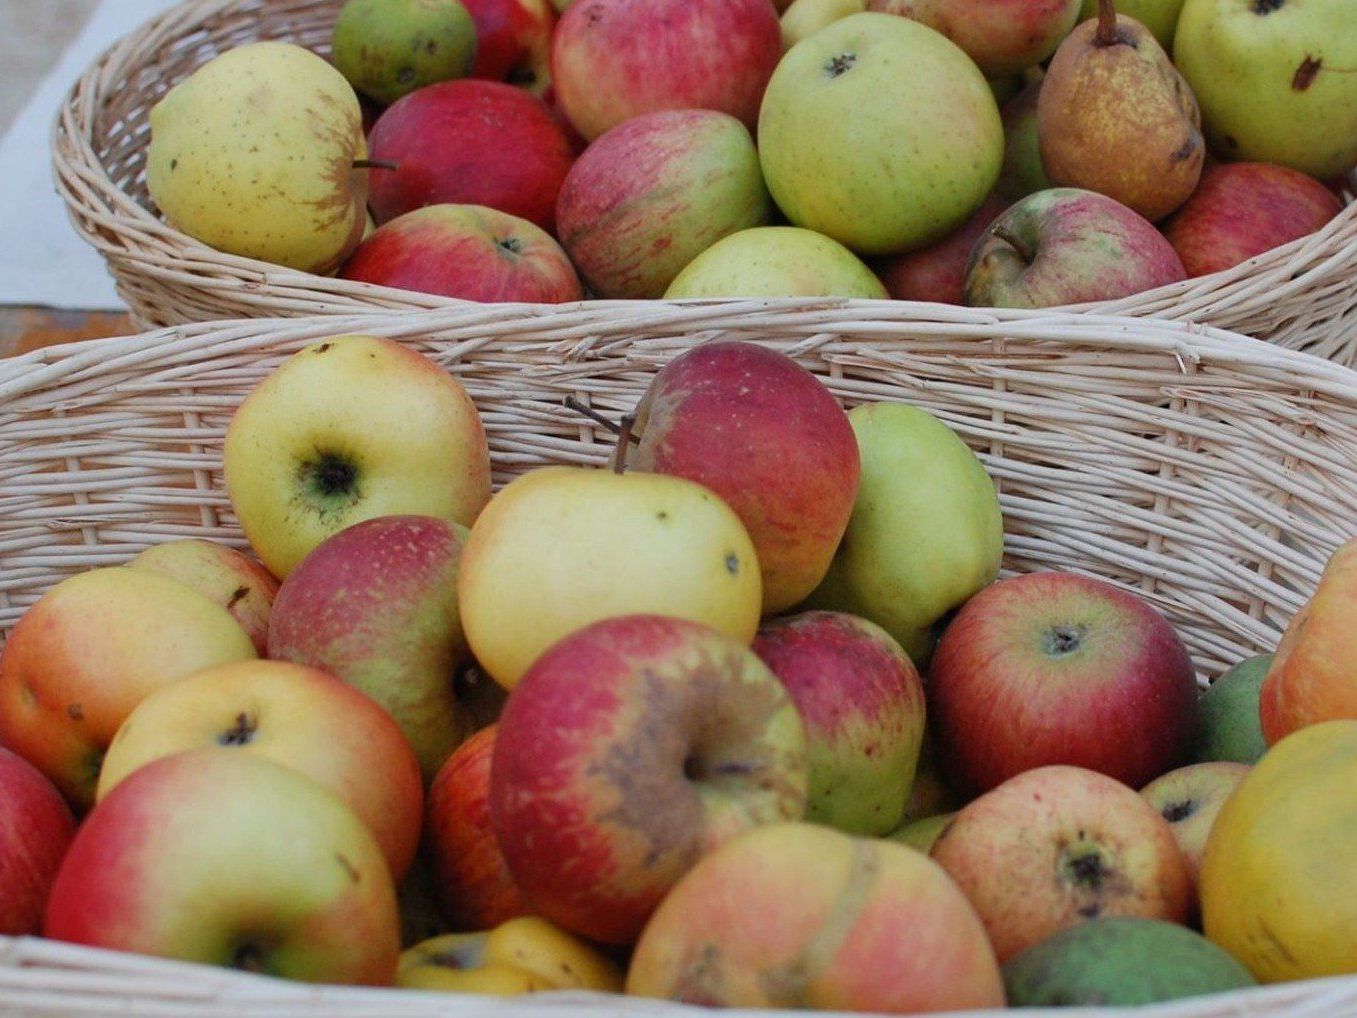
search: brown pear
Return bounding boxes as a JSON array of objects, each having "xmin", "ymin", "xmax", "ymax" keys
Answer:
[{"xmin": 1037, "ymin": 0, "xmax": 1202, "ymax": 222}]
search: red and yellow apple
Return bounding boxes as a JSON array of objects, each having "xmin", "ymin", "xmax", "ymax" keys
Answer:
[
  {"xmin": 867, "ymin": 0, "xmax": 1081, "ymax": 77},
  {"xmin": 1140, "ymin": 761, "xmax": 1250, "ymax": 899},
  {"xmin": 462, "ymin": 0, "xmax": 556, "ymax": 95},
  {"xmin": 0, "ymin": 747, "xmax": 76, "ymax": 935}
]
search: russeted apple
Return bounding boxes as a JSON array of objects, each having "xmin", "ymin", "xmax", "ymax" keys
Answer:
[
  {"xmin": 0, "ymin": 567, "xmax": 256, "ymax": 810},
  {"xmin": 95, "ymin": 660, "xmax": 425, "ymax": 883},
  {"xmin": 45, "ymin": 750, "xmax": 401, "ymax": 985},
  {"xmin": 629, "ymin": 342, "xmax": 860, "ymax": 614},
  {"xmin": 223, "ymin": 335, "xmax": 491, "ymax": 580},
  {"xmin": 269, "ymin": 515, "xmax": 474, "ymax": 780},
  {"xmin": 490, "ymin": 615, "xmax": 808, "ymax": 945}
]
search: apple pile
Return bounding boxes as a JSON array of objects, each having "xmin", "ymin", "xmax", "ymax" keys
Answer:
[
  {"xmin": 5, "ymin": 332, "xmax": 1357, "ymax": 1009},
  {"xmin": 139, "ymin": 0, "xmax": 1355, "ymax": 310}
]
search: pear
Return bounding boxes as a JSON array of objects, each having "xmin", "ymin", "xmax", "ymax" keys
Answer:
[
  {"xmin": 146, "ymin": 42, "xmax": 370, "ymax": 273},
  {"xmin": 1038, "ymin": 0, "xmax": 1203, "ymax": 221},
  {"xmin": 1174, "ymin": 0, "xmax": 1357, "ymax": 181}
]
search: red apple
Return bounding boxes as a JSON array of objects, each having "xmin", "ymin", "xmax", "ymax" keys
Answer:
[
  {"xmin": 1164, "ymin": 161, "xmax": 1345, "ymax": 278},
  {"xmin": 490, "ymin": 614, "xmax": 807, "ymax": 945},
  {"xmin": 753, "ymin": 611, "xmax": 925, "ymax": 836},
  {"xmin": 426, "ymin": 724, "xmax": 531, "ymax": 930},
  {"xmin": 556, "ymin": 109, "xmax": 772, "ymax": 299},
  {"xmin": 930, "ymin": 571, "xmax": 1199, "ymax": 797},
  {"xmin": 0, "ymin": 747, "xmax": 76, "ymax": 934},
  {"xmin": 868, "ymin": 0, "xmax": 1081, "ymax": 78},
  {"xmin": 875, "ymin": 193, "xmax": 1008, "ymax": 304},
  {"xmin": 551, "ymin": 0, "xmax": 782, "ymax": 142},
  {"xmin": 462, "ymin": 0, "xmax": 556, "ymax": 94},
  {"xmin": 45, "ymin": 750, "xmax": 401, "ymax": 984},
  {"xmin": 340, "ymin": 204, "xmax": 583, "ymax": 303},
  {"xmin": 931, "ymin": 765, "xmax": 1192, "ymax": 963},
  {"xmin": 367, "ymin": 79, "xmax": 575, "ymax": 231},
  {"xmin": 630, "ymin": 341, "xmax": 860, "ymax": 614}
]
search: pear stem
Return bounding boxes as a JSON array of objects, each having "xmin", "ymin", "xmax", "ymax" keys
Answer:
[
  {"xmin": 612, "ymin": 415, "xmax": 636, "ymax": 474},
  {"xmin": 352, "ymin": 158, "xmax": 400, "ymax": 171},
  {"xmin": 1095, "ymin": 0, "xmax": 1119, "ymax": 45},
  {"xmin": 992, "ymin": 224, "xmax": 1037, "ymax": 266}
]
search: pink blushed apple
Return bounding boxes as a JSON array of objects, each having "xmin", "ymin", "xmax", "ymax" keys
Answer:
[
  {"xmin": 930, "ymin": 571, "xmax": 1199, "ymax": 797},
  {"xmin": 339, "ymin": 204, "xmax": 582, "ymax": 303},
  {"xmin": 0, "ymin": 747, "xmax": 76, "ymax": 934},
  {"xmin": 490, "ymin": 615, "xmax": 807, "ymax": 945},
  {"xmin": 367, "ymin": 79, "xmax": 575, "ymax": 231},
  {"xmin": 462, "ymin": 0, "xmax": 556, "ymax": 94},
  {"xmin": 551, "ymin": 0, "xmax": 782, "ymax": 142}
]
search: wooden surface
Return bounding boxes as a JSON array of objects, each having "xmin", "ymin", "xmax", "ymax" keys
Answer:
[{"xmin": 0, "ymin": 306, "xmax": 134, "ymax": 358}]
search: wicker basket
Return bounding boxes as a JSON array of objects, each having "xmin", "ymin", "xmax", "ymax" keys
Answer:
[
  {"xmin": 50, "ymin": 0, "xmax": 1357, "ymax": 362},
  {"xmin": 3, "ymin": 300, "xmax": 1357, "ymax": 1015}
]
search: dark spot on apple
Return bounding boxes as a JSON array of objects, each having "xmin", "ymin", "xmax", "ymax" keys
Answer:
[
  {"xmin": 725, "ymin": 553, "xmax": 740, "ymax": 575},
  {"xmin": 1223, "ymin": 134, "xmax": 1240, "ymax": 150},
  {"xmin": 656, "ymin": 510, "xmax": 669, "ymax": 522},
  {"xmin": 397, "ymin": 65, "xmax": 417, "ymax": 85},
  {"xmin": 1292, "ymin": 56, "xmax": 1322, "ymax": 91},
  {"xmin": 335, "ymin": 852, "xmax": 360, "ymax": 883},
  {"xmin": 425, "ymin": 39, "xmax": 437, "ymax": 55},
  {"xmin": 1078, "ymin": 903, "xmax": 1103, "ymax": 918},
  {"xmin": 315, "ymin": 342, "xmax": 332, "ymax": 354},
  {"xmin": 169, "ymin": 158, "xmax": 178, "ymax": 171},
  {"xmin": 1171, "ymin": 136, "xmax": 1199, "ymax": 163},
  {"xmin": 497, "ymin": 236, "xmax": 525, "ymax": 256},
  {"xmin": 218, "ymin": 711, "xmax": 257, "ymax": 746},
  {"xmin": 824, "ymin": 52, "xmax": 857, "ymax": 79},
  {"xmin": 231, "ymin": 940, "xmax": 267, "ymax": 972},
  {"xmin": 1252, "ymin": 0, "xmax": 1284, "ymax": 12},
  {"xmin": 1042, "ymin": 623, "xmax": 1087, "ymax": 657},
  {"xmin": 1065, "ymin": 850, "xmax": 1109, "ymax": 889},
  {"xmin": 672, "ymin": 943, "xmax": 725, "ymax": 1006},
  {"xmin": 300, "ymin": 450, "xmax": 359, "ymax": 500},
  {"xmin": 1162, "ymin": 799, "xmax": 1196, "ymax": 823},
  {"xmin": 66, "ymin": 703, "xmax": 83, "ymax": 721},
  {"xmin": 226, "ymin": 585, "xmax": 250, "ymax": 609}
]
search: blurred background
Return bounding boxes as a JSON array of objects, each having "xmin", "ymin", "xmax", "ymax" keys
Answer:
[{"xmin": 0, "ymin": 2, "xmax": 99, "ymax": 132}]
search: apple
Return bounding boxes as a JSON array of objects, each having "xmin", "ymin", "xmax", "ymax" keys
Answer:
[
  {"xmin": 806, "ymin": 401, "xmax": 1003, "ymax": 665},
  {"xmin": 1140, "ymin": 761, "xmax": 1250, "ymax": 898},
  {"xmin": 457, "ymin": 464, "xmax": 762, "ymax": 690},
  {"xmin": 398, "ymin": 917, "xmax": 623, "ymax": 994},
  {"xmin": 268, "ymin": 515, "xmax": 474, "ymax": 781},
  {"xmin": 95, "ymin": 659, "xmax": 424, "ymax": 883},
  {"xmin": 0, "ymin": 747, "xmax": 76, "ymax": 935},
  {"xmin": 780, "ymin": 0, "xmax": 867, "ymax": 50},
  {"xmin": 1193, "ymin": 653, "xmax": 1270, "ymax": 764},
  {"xmin": 758, "ymin": 13, "xmax": 1003, "ymax": 256},
  {"xmin": 626, "ymin": 822, "xmax": 1005, "ymax": 1011},
  {"xmin": 490, "ymin": 615, "xmax": 807, "ymax": 944},
  {"xmin": 753, "ymin": 611, "xmax": 925, "ymax": 835},
  {"xmin": 367, "ymin": 79, "xmax": 576, "ymax": 232},
  {"xmin": 462, "ymin": 0, "xmax": 556, "ymax": 95},
  {"xmin": 223, "ymin": 335, "xmax": 491, "ymax": 580},
  {"xmin": 339, "ymin": 204, "xmax": 583, "ymax": 303},
  {"xmin": 1078, "ymin": 0, "xmax": 1186, "ymax": 51},
  {"xmin": 931, "ymin": 765, "xmax": 1192, "ymax": 963},
  {"xmin": 1260, "ymin": 538, "xmax": 1357, "ymax": 745},
  {"xmin": 875, "ymin": 194, "xmax": 1009, "ymax": 305},
  {"xmin": 129, "ymin": 539, "xmax": 278, "ymax": 655},
  {"xmin": 929, "ymin": 571, "xmax": 1199, "ymax": 796},
  {"xmin": 663, "ymin": 227, "xmax": 889, "ymax": 300},
  {"xmin": 630, "ymin": 341, "xmax": 860, "ymax": 614},
  {"xmin": 555, "ymin": 110, "xmax": 771, "ymax": 300},
  {"xmin": 551, "ymin": 0, "xmax": 782, "ymax": 142},
  {"xmin": 965, "ymin": 187, "xmax": 1188, "ymax": 308},
  {"xmin": 1164, "ymin": 161, "xmax": 1344, "ymax": 278},
  {"xmin": 426, "ymin": 725, "xmax": 530, "ymax": 930},
  {"xmin": 996, "ymin": 75, "xmax": 1051, "ymax": 202},
  {"xmin": 867, "ymin": 0, "xmax": 1082, "ymax": 78},
  {"xmin": 331, "ymin": 0, "xmax": 477, "ymax": 106},
  {"xmin": 45, "ymin": 749, "xmax": 401, "ymax": 984},
  {"xmin": 0, "ymin": 567, "xmax": 256, "ymax": 809},
  {"xmin": 887, "ymin": 811, "xmax": 956, "ymax": 854}
]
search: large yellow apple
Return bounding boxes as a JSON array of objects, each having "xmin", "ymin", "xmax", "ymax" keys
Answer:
[
  {"xmin": 458, "ymin": 465, "xmax": 762, "ymax": 688},
  {"xmin": 223, "ymin": 335, "xmax": 491, "ymax": 578}
]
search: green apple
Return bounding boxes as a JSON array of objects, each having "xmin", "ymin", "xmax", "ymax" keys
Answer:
[
  {"xmin": 887, "ymin": 811, "xmax": 956, "ymax": 853},
  {"xmin": 223, "ymin": 335, "xmax": 491, "ymax": 579},
  {"xmin": 146, "ymin": 42, "xmax": 369, "ymax": 273},
  {"xmin": 779, "ymin": 0, "xmax": 867, "ymax": 50},
  {"xmin": 1174, "ymin": 0, "xmax": 1357, "ymax": 179},
  {"xmin": 806, "ymin": 402, "xmax": 1004, "ymax": 664},
  {"xmin": 1079, "ymin": 0, "xmax": 1185, "ymax": 50},
  {"xmin": 664, "ymin": 227, "xmax": 887, "ymax": 299},
  {"xmin": 1192, "ymin": 653, "xmax": 1271, "ymax": 764},
  {"xmin": 332, "ymin": 0, "xmax": 477, "ymax": 106},
  {"xmin": 758, "ymin": 13, "xmax": 1003, "ymax": 256}
]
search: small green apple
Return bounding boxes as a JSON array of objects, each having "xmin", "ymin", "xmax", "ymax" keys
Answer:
[
  {"xmin": 664, "ymin": 227, "xmax": 888, "ymax": 299},
  {"xmin": 779, "ymin": 0, "xmax": 867, "ymax": 50},
  {"xmin": 332, "ymin": 0, "xmax": 477, "ymax": 106},
  {"xmin": 1079, "ymin": 0, "xmax": 1185, "ymax": 50}
]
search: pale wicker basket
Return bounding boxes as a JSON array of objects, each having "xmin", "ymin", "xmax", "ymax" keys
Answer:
[
  {"xmin": 50, "ymin": 0, "xmax": 1357, "ymax": 362},
  {"xmin": 3, "ymin": 301, "xmax": 1357, "ymax": 1015}
]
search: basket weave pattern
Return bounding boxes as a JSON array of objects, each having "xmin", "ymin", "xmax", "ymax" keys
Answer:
[
  {"xmin": 3, "ymin": 303, "xmax": 1357, "ymax": 1013},
  {"xmin": 50, "ymin": 0, "xmax": 1357, "ymax": 362}
]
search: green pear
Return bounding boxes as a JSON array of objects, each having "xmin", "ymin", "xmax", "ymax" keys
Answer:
[
  {"xmin": 332, "ymin": 0, "xmax": 477, "ymax": 106},
  {"xmin": 779, "ymin": 0, "xmax": 867, "ymax": 51},
  {"xmin": 664, "ymin": 227, "xmax": 888, "ymax": 299},
  {"xmin": 146, "ymin": 42, "xmax": 369, "ymax": 273},
  {"xmin": 1174, "ymin": 0, "xmax": 1357, "ymax": 180},
  {"xmin": 806, "ymin": 402, "xmax": 1004, "ymax": 664},
  {"xmin": 1079, "ymin": 0, "xmax": 1186, "ymax": 50}
]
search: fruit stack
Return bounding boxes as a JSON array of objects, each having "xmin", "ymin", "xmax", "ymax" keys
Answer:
[
  {"xmin": 130, "ymin": 0, "xmax": 1354, "ymax": 316},
  {"xmin": 3, "ymin": 328, "xmax": 1357, "ymax": 1013}
]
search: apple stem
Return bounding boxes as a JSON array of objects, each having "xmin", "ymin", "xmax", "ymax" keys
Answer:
[
  {"xmin": 992, "ymin": 224, "xmax": 1037, "ymax": 266},
  {"xmin": 612, "ymin": 415, "xmax": 636, "ymax": 474},
  {"xmin": 563, "ymin": 395, "xmax": 639, "ymax": 440},
  {"xmin": 352, "ymin": 158, "xmax": 400, "ymax": 171},
  {"xmin": 1094, "ymin": 0, "xmax": 1119, "ymax": 45}
]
